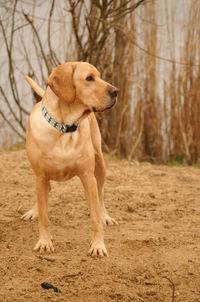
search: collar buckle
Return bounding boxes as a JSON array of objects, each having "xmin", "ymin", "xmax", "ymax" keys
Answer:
[{"xmin": 66, "ymin": 124, "xmax": 77, "ymax": 133}]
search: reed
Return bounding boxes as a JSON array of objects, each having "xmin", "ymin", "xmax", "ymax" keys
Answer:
[{"xmin": 163, "ymin": 0, "xmax": 200, "ymax": 163}]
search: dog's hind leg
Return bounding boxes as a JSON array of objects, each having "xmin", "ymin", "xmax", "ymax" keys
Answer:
[
  {"xmin": 95, "ymin": 151, "xmax": 118, "ymax": 226},
  {"xmin": 21, "ymin": 182, "xmax": 51, "ymax": 221},
  {"xmin": 21, "ymin": 203, "xmax": 38, "ymax": 220}
]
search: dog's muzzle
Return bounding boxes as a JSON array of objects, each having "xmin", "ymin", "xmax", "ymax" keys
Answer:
[
  {"xmin": 92, "ymin": 87, "xmax": 118, "ymax": 112},
  {"xmin": 92, "ymin": 99, "xmax": 116, "ymax": 112}
]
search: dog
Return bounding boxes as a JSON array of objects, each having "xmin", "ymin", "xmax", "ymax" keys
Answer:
[{"xmin": 22, "ymin": 62, "xmax": 118, "ymax": 257}]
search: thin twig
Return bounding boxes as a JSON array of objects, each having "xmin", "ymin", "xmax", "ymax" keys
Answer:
[
  {"xmin": 23, "ymin": 13, "xmax": 51, "ymax": 74},
  {"xmin": 34, "ymin": 254, "xmax": 56, "ymax": 262},
  {"xmin": 163, "ymin": 276, "xmax": 175, "ymax": 302},
  {"xmin": 47, "ymin": 0, "xmax": 59, "ymax": 66},
  {"xmin": 69, "ymin": 0, "xmax": 86, "ymax": 59},
  {"xmin": 0, "ymin": 86, "xmax": 26, "ymax": 131},
  {"xmin": 128, "ymin": 103, "xmax": 144, "ymax": 160},
  {"xmin": 0, "ymin": 109, "xmax": 25, "ymax": 140},
  {"xmin": 63, "ymin": 271, "xmax": 83, "ymax": 278}
]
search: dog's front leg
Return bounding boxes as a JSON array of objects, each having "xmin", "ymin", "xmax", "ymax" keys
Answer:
[
  {"xmin": 80, "ymin": 173, "xmax": 108, "ymax": 257},
  {"xmin": 34, "ymin": 176, "xmax": 54, "ymax": 253}
]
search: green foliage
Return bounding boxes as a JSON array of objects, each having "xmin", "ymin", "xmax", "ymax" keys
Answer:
[{"xmin": 168, "ymin": 154, "xmax": 185, "ymax": 166}]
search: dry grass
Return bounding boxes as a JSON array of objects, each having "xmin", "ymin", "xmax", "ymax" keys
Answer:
[
  {"xmin": 162, "ymin": 0, "xmax": 200, "ymax": 164},
  {"xmin": 99, "ymin": 0, "xmax": 200, "ymax": 164}
]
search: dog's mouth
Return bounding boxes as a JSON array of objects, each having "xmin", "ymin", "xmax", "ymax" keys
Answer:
[
  {"xmin": 92, "ymin": 99, "xmax": 116, "ymax": 113},
  {"xmin": 84, "ymin": 109, "xmax": 92, "ymax": 115}
]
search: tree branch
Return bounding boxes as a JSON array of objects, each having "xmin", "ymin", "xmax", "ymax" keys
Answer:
[
  {"xmin": 0, "ymin": 109, "xmax": 25, "ymax": 141},
  {"xmin": 23, "ymin": 13, "xmax": 51, "ymax": 74}
]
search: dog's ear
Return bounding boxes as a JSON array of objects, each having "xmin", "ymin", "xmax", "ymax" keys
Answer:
[{"xmin": 47, "ymin": 63, "xmax": 76, "ymax": 103}]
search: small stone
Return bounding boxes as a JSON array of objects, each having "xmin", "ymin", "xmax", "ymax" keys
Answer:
[{"xmin": 127, "ymin": 204, "xmax": 134, "ymax": 213}]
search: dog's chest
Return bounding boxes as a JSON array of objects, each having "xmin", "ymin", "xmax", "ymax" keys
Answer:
[
  {"xmin": 40, "ymin": 140, "xmax": 92, "ymax": 181},
  {"xmin": 29, "ymin": 114, "xmax": 93, "ymax": 179}
]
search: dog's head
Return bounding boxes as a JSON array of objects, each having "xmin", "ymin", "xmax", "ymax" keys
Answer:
[{"xmin": 46, "ymin": 62, "xmax": 118, "ymax": 112}]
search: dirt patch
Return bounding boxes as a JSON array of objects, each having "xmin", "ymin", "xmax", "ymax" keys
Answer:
[{"xmin": 1, "ymin": 149, "xmax": 200, "ymax": 301}]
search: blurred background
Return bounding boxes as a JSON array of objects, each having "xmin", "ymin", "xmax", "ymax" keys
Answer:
[{"xmin": 0, "ymin": 0, "xmax": 199, "ymax": 164}]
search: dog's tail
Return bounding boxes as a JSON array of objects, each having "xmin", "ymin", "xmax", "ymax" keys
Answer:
[{"xmin": 24, "ymin": 75, "xmax": 45, "ymax": 98}]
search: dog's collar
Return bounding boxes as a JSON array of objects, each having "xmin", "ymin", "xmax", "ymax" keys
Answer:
[{"xmin": 41, "ymin": 103, "xmax": 78, "ymax": 133}]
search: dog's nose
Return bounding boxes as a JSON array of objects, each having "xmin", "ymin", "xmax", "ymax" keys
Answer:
[{"xmin": 108, "ymin": 87, "xmax": 119, "ymax": 99}]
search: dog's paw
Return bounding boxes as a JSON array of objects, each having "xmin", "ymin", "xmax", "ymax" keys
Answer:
[
  {"xmin": 102, "ymin": 214, "xmax": 118, "ymax": 226},
  {"xmin": 88, "ymin": 240, "xmax": 108, "ymax": 257},
  {"xmin": 21, "ymin": 207, "xmax": 38, "ymax": 221},
  {"xmin": 34, "ymin": 238, "xmax": 54, "ymax": 253}
]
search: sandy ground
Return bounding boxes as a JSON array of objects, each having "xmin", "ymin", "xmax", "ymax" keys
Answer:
[{"xmin": 1, "ymin": 148, "xmax": 200, "ymax": 302}]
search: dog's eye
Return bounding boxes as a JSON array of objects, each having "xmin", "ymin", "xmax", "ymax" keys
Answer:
[{"xmin": 86, "ymin": 75, "xmax": 95, "ymax": 82}]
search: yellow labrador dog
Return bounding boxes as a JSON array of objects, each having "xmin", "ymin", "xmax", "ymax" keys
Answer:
[{"xmin": 22, "ymin": 62, "xmax": 118, "ymax": 257}]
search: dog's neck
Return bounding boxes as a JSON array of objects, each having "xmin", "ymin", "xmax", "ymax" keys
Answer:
[{"xmin": 42, "ymin": 86, "xmax": 91, "ymax": 126}]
